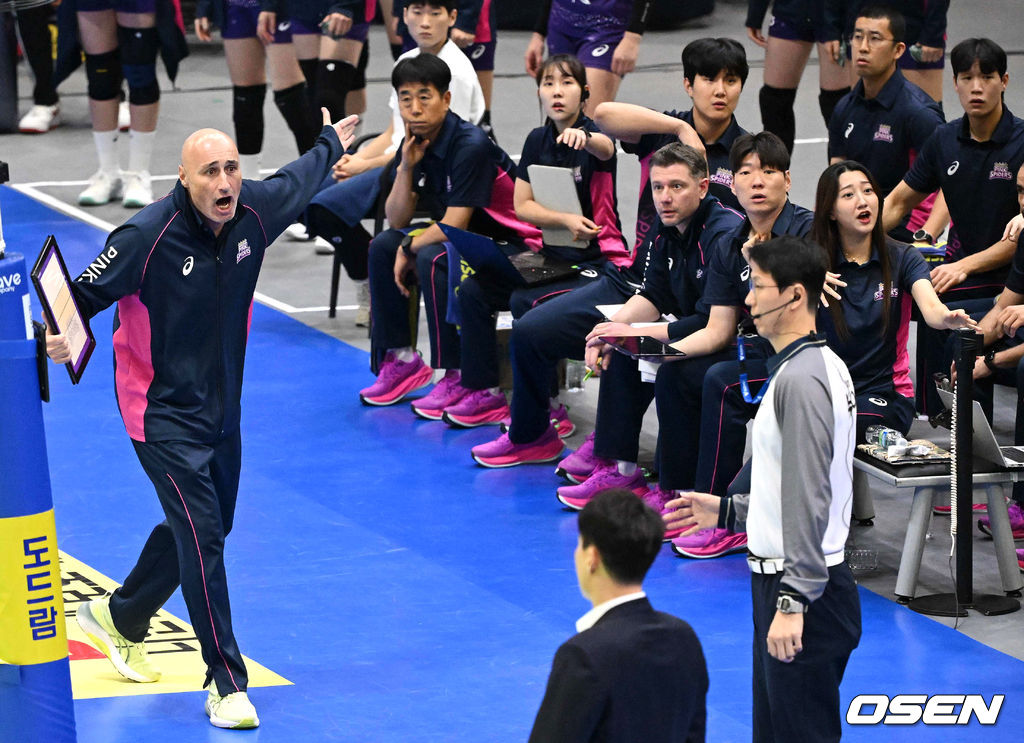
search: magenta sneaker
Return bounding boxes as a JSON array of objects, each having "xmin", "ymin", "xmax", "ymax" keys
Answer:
[
  {"xmin": 442, "ymin": 389, "xmax": 510, "ymax": 427},
  {"xmin": 471, "ymin": 426, "xmax": 564, "ymax": 468},
  {"xmin": 640, "ymin": 485, "xmax": 681, "ymax": 540},
  {"xmin": 933, "ymin": 502, "xmax": 987, "ymax": 516},
  {"xmin": 670, "ymin": 528, "xmax": 747, "ymax": 559},
  {"xmin": 556, "ymin": 463, "xmax": 648, "ymax": 511},
  {"xmin": 359, "ymin": 353, "xmax": 433, "ymax": 406},
  {"xmin": 411, "ymin": 370, "xmax": 471, "ymax": 420},
  {"xmin": 550, "ymin": 404, "xmax": 576, "ymax": 438},
  {"xmin": 978, "ymin": 502, "xmax": 1024, "ymax": 540},
  {"xmin": 555, "ymin": 432, "xmax": 609, "ymax": 484},
  {"xmin": 1018, "ymin": 549, "xmax": 1024, "ymax": 573}
]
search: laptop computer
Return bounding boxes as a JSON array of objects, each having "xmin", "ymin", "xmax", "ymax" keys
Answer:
[
  {"xmin": 439, "ymin": 223, "xmax": 580, "ymax": 287},
  {"xmin": 936, "ymin": 388, "xmax": 1024, "ymax": 468},
  {"xmin": 600, "ymin": 335, "xmax": 686, "ymax": 361}
]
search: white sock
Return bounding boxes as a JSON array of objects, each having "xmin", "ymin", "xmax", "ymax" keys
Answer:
[
  {"xmin": 128, "ymin": 129, "xmax": 156, "ymax": 174},
  {"xmin": 616, "ymin": 461, "xmax": 637, "ymax": 476},
  {"xmin": 549, "ymin": 397, "xmax": 560, "ymax": 411},
  {"xmin": 93, "ymin": 130, "xmax": 119, "ymax": 174},
  {"xmin": 487, "ymin": 386, "xmax": 501, "ymax": 397},
  {"xmin": 239, "ymin": 153, "xmax": 262, "ymax": 179},
  {"xmin": 393, "ymin": 347, "xmax": 416, "ymax": 363}
]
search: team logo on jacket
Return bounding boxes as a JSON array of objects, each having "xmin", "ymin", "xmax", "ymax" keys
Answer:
[
  {"xmin": 182, "ymin": 256, "xmax": 194, "ymax": 276},
  {"xmin": 873, "ymin": 124, "xmax": 894, "ymax": 143},
  {"xmin": 873, "ymin": 282, "xmax": 899, "ymax": 301},
  {"xmin": 710, "ymin": 167, "xmax": 733, "ymax": 188},
  {"xmin": 237, "ymin": 238, "xmax": 251, "ymax": 264},
  {"xmin": 990, "ymin": 162, "xmax": 1013, "ymax": 180}
]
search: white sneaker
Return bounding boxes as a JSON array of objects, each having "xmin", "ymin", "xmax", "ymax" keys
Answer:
[
  {"xmin": 122, "ymin": 171, "xmax": 153, "ymax": 208},
  {"xmin": 19, "ymin": 104, "xmax": 61, "ymax": 133},
  {"xmin": 205, "ymin": 690, "xmax": 259, "ymax": 729},
  {"xmin": 118, "ymin": 101, "xmax": 131, "ymax": 132},
  {"xmin": 285, "ymin": 222, "xmax": 314, "ymax": 241},
  {"xmin": 356, "ymin": 280, "xmax": 370, "ymax": 327},
  {"xmin": 314, "ymin": 236, "xmax": 335, "ymax": 255},
  {"xmin": 78, "ymin": 170, "xmax": 123, "ymax": 206}
]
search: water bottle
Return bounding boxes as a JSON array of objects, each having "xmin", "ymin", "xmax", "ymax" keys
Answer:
[{"xmin": 865, "ymin": 425, "xmax": 907, "ymax": 449}]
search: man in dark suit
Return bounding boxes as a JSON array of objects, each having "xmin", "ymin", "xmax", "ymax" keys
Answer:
[{"xmin": 528, "ymin": 489, "xmax": 709, "ymax": 743}]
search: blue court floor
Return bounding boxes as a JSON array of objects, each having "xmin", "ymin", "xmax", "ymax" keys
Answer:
[{"xmin": 6, "ymin": 183, "xmax": 1023, "ymax": 741}]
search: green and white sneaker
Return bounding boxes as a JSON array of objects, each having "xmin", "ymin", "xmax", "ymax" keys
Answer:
[
  {"xmin": 205, "ymin": 690, "xmax": 260, "ymax": 729},
  {"xmin": 76, "ymin": 597, "xmax": 161, "ymax": 683}
]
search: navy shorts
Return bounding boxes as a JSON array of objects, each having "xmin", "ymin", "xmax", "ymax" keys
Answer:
[
  {"xmin": 546, "ymin": 5, "xmax": 624, "ymax": 72},
  {"xmin": 223, "ymin": 3, "xmax": 295, "ymax": 43},
  {"xmin": 463, "ymin": 40, "xmax": 495, "ymax": 72},
  {"xmin": 767, "ymin": 14, "xmax": 830, "ymax": 44},
  {"xmin": 76, "ymin": 0, "xmax": 155, "ymax": 12}
]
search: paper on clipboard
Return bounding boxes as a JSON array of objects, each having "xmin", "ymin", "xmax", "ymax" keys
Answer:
[
  {"xmin": 31, "ymin": 235, "xmax": 95, "ymax": 384},
  {"xmin": 527, "ymin": 164, "xmax": 589, "ymax": 249}
]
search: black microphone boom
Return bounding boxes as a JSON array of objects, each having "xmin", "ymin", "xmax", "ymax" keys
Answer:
[{"xmin": 750, "ymin": 295, "xmax": 800, "ymax": 320}]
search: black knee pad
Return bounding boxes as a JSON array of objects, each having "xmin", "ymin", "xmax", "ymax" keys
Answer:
[
  {"xmin": 117, "ymin": 25, "xmax": 160, "ymax": 105},
  {"xmin": 352, "ymin": 41, "xmax": 369, "ymax": 91},
  {"xmin": 232, "ymin": 84, "xmax": 267, "ymax": 156},
  {"xmin": 316, "ymin": 59, "xmax": 357, "ymax": 120},
  {"xmin": 819, "ymin": 86, "xmax": 851, "ymax": 128},
  {"xmin": 85, "ymin": 50, "xmax": 122, "ymax": 101},
  {"xmin": 758, "ymin": 84, "xmax": 797, "ymax": 153},
  {"xmin": 274, "ymin": 82, "xmax": 318, "ymax": 153}
]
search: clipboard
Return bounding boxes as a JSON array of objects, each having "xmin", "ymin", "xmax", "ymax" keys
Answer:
[
  {"xmin": 526, "ymin": 164, "xmax": 589, "ymax": 249},
  {"xmin": 600, "ymin": 335, "xmax": 686, "ymax": 361},
  {"xmin": 30, "ymin": 235, "xmax": 95, "ymax": 384}
]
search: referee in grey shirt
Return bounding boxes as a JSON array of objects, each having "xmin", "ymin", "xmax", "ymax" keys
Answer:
[{"xmin": 664, "ymin": 235, "xmax": 861, "ymax": 743}]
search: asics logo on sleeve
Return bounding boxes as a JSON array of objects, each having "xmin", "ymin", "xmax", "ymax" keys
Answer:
[
  {"xmin": 591, "ymin": 44, "xmax": 609, "ymax": 57},
  {"xmin": 740, "ymin": 265, "xmax": 750, "ymax": 282},
  {"xmin": 947, "ymin": 160, "xmax": 960, "ymax": 176},
  {"xmin": 182, "ymin": 256, "xmax": 194, "ymax": 276},
  {"xmin": 845, "ymin": 123, "xmax": 854, "ymax": 138}
]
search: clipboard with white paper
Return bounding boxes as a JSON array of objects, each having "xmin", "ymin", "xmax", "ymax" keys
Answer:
[
  {"xmin": 526, "ymin": 164, "xmax": 589, "ymax": 249},
  {"xmin": 30, "ymin": 235, "xmax": 95, "ymax": 384}
]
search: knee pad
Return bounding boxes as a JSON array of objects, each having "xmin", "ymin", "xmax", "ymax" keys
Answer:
[
  {"xmin": 758, "ymin": 85, "xmax": 797, "ymax": 152},
  {"xmin": 232, "ymin": 84, "xmax": 267, "ymax": 156},
  {"xmin": 353, "ymin": 41, "xmax": 369, "ymax": 91},
  {"xmin": 819, "ymin": 86, "xmax": 851, "ymax": 128},
  {"xmin": 84, "ymin": 50, "xmax": 122, "ymax": 102},
  {"xmin": 316, "ymin": 59, "xmax": 357, "ymax": 120},
  {"xmin": 117, "ymin": 25, "xmax": 160, "ymax": 105}
]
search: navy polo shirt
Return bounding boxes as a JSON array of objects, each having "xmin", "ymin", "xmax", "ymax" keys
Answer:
[
  {"xmin": 518, "ymin": 114, "xmax": 629, "ymax": 266},
  {"xmin": 703, "ymin": 200, "xmax": 815, "ymax": 310},
  {"xmin": 397, "ymin": 110, "xmax": 542, "ymax": 249},
  {"xmin": 903, "ymin": 106, "xmax": 1024, "ymax": 296},
  {"xmin": 818, "ymin": 239, "xmax": 931, "ymax": 396},
  {"xmin": 828, "ymin": 70, "xmax": 944, "ymax": 196},
  {"xmin": 637, "ymin": 195, "xmax": 744, "ymax": 341},
  {"xmin": 621, "ymin": 108, "xmax": 748, "ymax": 252}
]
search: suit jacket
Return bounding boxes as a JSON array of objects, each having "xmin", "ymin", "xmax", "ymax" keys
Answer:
[{"xmin": 528, "ymin": 597, "xmax": 708, "ymax": 743}]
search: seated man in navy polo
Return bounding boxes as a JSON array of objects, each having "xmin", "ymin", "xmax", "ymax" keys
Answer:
[
  {"xmin": 883, "ymin": 37, "xmax": 1024, "ymax": 416},
  {"xmin": 357, "ymin": 53, "xmax": 541, "ymax": 406},
  {"xmin": 827, "ymin": 3, "xmax": 946, "ymax": 244}
]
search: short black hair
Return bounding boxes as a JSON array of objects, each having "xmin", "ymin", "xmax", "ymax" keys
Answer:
[
  {"xmin": 729, "ymin": 131, "xmax": 790, "ymax": 173},
  {"xmin": 578, "ymin": 489, "xmax": 664, "ymax": 585},
  {"xmin": 650, "ymin": 142, "xmax": 708, "ymax": 181},
  {"xmin": 391, "ymin": 53, "xmax": 451, "ymax": 94},
  {"xmin": 681, "ymin": 37, "xmax": 749, "ymax": 87},
  {"xmin": 747, "ymin": 235, "xmax": 825, "ymax": 311},
  {"xmin": 406, "ymin": 0, "xmax": 456, "ymax": 11},
  {"xmin": 950, "ymin": 38, "xmax": 1007, "ymax": 78},
  {"xmin": 855, "ymin": 4, "xmax": 906, "ymax": 44}
]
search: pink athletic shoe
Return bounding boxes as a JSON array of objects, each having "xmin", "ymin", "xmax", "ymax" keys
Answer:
[
  {"xmin": 549, "ymin": 404, "xmax": 576, "ymax": 438},
  {"xmin": 978, "ymin": 502, "xmax": 1024, "ymax": 540},
  {"xmin": 1017, "ymin": 549, "xmax": 1024, "ymax": 574},
  {"xmin": 556, "ymin": 463, "xmax": 648, "ymax": 511},
  {"xmin": 442, "ymin": 389, "xmax": 510, "ymax": 427},
  {"xmin": 471, "ymin": 426, "xmax": 564, "ymax": 468},
  {"xmin": 555, "ymin": 432, "xmax": 609, "ymax": 484},
  {"xmin": 359, "ymin": 353, "xmax": 433, "ymax": 406},
  {"xmin": 670, "ymin": 528, "xmax": 747, "ymax": 559},
  {"xmin": 933, "ymin": 502, "xmax": 987, "ymax": 516},
  {"xmin": 411, "ymin": 370, "xmax": 471, "ymax": 420},
  {"xmin": 641, "ymin": 485, "xmax": 681, "ymax": 540}
]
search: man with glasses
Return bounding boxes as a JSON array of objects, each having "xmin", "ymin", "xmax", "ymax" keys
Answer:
[{"xmin": 827, "ymin": 3, "xmax": 946, "ymax": 244}]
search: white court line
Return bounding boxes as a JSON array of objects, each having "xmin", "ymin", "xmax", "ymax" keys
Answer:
[
  {"xmin": 794, "ymin": 137, "xmax": 829, "ymax": 145},
  {"xmin": 11, "ymin": 182, "xmax": 334, "ymax": 315}
]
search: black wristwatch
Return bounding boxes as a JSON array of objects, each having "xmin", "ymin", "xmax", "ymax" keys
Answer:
[
  {"xmin": 400, "ymin": 233, "xmax": 415, "ymax": 259},
  {"xmin": 913, "ymin": 228, "xmax": 936, "ymax": 245},
  {"xmin": 984, "ymin": 347, "xmax": 1000, "ymax": 373},
  {"xmin": 776, "ymin": 595, "xmax": 807, "ymax": 614}
]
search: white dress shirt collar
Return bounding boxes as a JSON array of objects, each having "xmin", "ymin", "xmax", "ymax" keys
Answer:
[{"xmin": 575, "ymin": 591, "xmax": 647, "ymax": 633}]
